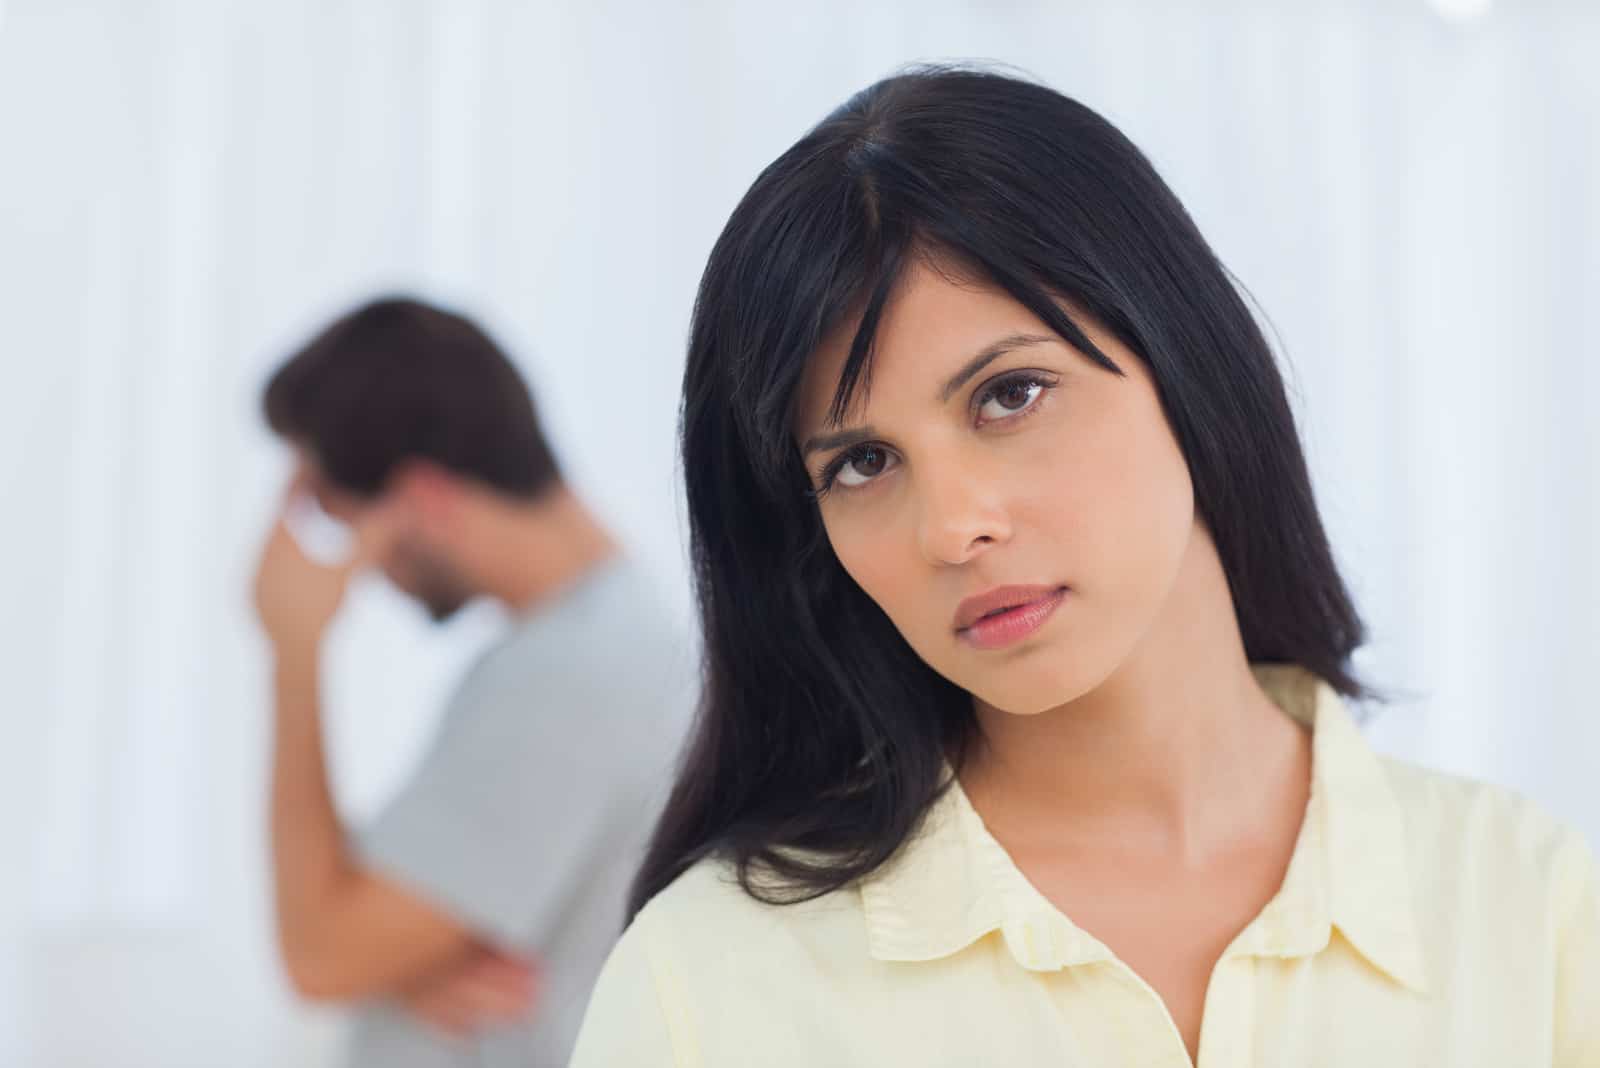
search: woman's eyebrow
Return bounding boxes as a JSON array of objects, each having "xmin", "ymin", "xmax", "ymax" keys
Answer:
[
  {"xmin": 937, "ymin": 332, "xmax": 1056, "ymax": 402},
  {"xmin": 802, "ymin": 425, "xmax": 874, "ymax": 458},
  {"xmin": 801, "ymin": 332, "xmax": 1059, "ymax": 458}
]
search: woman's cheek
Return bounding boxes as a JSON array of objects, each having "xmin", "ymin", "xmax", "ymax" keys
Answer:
[{"xmin": 827, "ymin": 514, "xmax": 903, "ymax": 602}]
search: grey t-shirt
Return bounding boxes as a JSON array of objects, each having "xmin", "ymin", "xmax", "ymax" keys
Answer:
[{"xmin": 346, "ymin": 555, "xmax": 693, "ymax": 1068}]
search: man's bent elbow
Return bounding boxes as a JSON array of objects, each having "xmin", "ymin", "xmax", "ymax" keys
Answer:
[{"xmin": 279, "ymin": 930, "xmax": 359, "ymax": 1002}]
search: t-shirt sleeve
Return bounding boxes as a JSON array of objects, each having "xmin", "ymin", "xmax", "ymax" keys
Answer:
[
  {"xmin": 352, "ymin": 656, "xmax": 646, "ymax": 950},
  {"xmin": 1553, "ymin": 824, "xmax": 1600, "ymax": 1067},
  {"xmin": 568, "ymin": 914, "xmax": 682, "ymax": 1068}
]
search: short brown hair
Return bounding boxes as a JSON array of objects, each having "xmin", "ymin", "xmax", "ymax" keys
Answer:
[{"xmin": 263, "ymin": 297, "xmax": 560, "ymax": 499}]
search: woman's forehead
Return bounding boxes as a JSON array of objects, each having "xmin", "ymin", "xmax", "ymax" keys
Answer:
[{"xmin": 793, "ymin": 262, "xmax": 1060, "ymax": 437}]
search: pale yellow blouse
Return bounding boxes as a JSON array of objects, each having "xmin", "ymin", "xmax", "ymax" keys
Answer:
[{"xmin": 570, "ymin": 666, "xmax": 1599, "ymax": 1066}]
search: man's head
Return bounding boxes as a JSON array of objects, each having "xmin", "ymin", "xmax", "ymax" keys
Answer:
[{"xmin": 263, "ymin": 297, "xmax": 561, "ymax": 621}]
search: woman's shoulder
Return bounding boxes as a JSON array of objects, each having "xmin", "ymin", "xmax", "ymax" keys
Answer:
[
  {"xmin": 634, "ymin": 855, "xmax": 768, "ymax": 932},
  {"xmin": 635, "ymin": 852, "xmax": 866, "ymax": 944},
  {"xmin": 573, "ymin": 856, "xmax": 875, "ymax": 1067},
  {"xmin": 611, "ymin": 851, "xmax": 871, "ymax": 1001},
  {"xmin": 1378, "ymin": 754, "xmax": 1595, "ymax": 905},
  {"xmin": 573, "ymin": 858, "xmax": 791, "ymax": 1068},
  {"xmin": 1381, "ymin": 754, "xmax": 1579, "ymax": 841}
]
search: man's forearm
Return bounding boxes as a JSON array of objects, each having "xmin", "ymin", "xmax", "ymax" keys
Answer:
[
  {"xmin": 269, "ymin": 645, "xmax": 354, "ymax": 991},
  {"xmin": 255, "ymin": 502, "xmax": 477, "ymax": 1003}
]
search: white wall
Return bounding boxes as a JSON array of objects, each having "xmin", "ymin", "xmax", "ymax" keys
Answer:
[{"xmin": 1, "ymin": 1, "xmax": 1595, "ymax": 1064}]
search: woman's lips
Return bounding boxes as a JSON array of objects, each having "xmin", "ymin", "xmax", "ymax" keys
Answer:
[{"xmin": 955, "ymin": 586, "xmax": 1068, "ymax": 651}]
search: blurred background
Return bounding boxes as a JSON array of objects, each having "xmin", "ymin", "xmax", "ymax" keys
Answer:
[{"xmin": 0, "ymin": 0, "xmax": 1596, "ymax": 1063}]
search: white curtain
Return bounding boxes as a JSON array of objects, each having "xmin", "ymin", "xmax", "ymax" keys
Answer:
[{"xmin": 1, "ymin": 1, "xmax": 1595, "ymax": 1064}]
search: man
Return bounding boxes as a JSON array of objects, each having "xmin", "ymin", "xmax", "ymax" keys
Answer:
[{"xmin": 250, "ymin": 297, "xmax": 690, "ymax": 1066}]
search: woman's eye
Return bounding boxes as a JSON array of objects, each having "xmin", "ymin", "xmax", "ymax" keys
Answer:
[
  {"xmin": 977, "ymin": 375, "xmax": 1049, "ymax": 422},
  {"xmin": 834, "ymin": 444, "xmax": 893, "ymax": 487}
]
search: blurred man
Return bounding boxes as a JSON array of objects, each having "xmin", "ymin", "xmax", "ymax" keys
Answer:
[{"xmin": 251, "ymin": 297, "xmax": 690, "ymax": 1067}]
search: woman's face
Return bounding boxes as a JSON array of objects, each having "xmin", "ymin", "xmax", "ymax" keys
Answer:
[{"xmin": 793, "ymin": 259, "xmax": 1197, "ymax": 715}]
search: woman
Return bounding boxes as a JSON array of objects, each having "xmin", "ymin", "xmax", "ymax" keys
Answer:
[{"xmin": 571, "ymin": 67, "xmax": 1597, "ymax": 1066}]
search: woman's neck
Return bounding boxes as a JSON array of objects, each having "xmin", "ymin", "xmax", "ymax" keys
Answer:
[{"xmin": 958, "ymin": 525, "xmax": 1312, "ymax": 866}]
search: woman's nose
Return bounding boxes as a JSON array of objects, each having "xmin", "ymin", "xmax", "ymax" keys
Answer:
[{"xmin": 914, "ymin": 460, "xmax": 1012, "ymax": 567}]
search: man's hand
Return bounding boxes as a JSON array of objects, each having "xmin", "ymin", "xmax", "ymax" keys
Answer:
[
  {"xmin": 400, "ymin": 944, "xmax": 542, "ymax": 1038},
  {"xmin": 252, "ymin": 469, "xmax": 386, "ymax": 659}
]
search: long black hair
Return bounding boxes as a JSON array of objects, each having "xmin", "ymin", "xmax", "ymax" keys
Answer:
[{"xmin": 631, "ymin": 65, "xmax": 1368, "ymax": 920}]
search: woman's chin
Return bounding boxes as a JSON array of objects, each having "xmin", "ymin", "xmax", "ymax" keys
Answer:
[{"xmin": 965, "ymin": 671, "xmax": 1095, "ymax": 718}]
